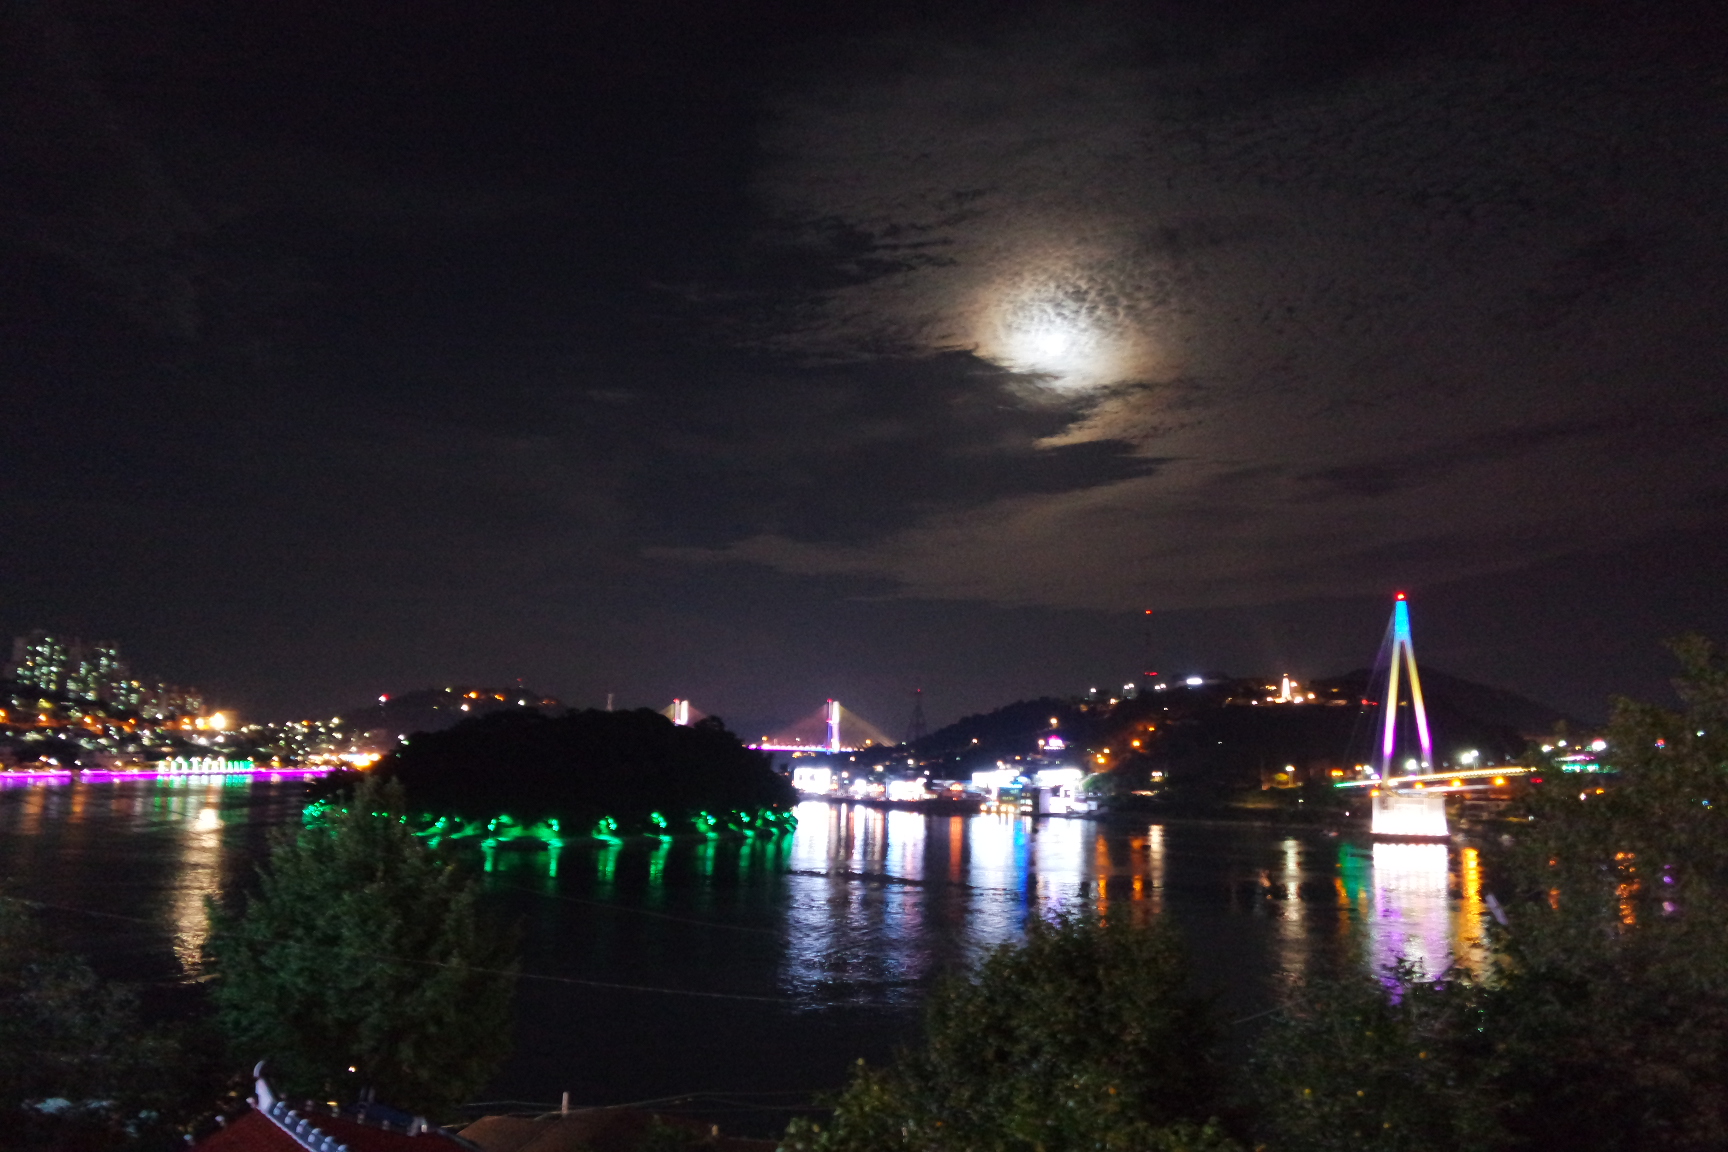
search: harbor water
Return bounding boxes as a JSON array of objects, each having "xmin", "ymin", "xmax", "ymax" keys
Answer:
[{"xmin": 0, "ymin": 778, "xmax": 1488, "ymax": 1131}]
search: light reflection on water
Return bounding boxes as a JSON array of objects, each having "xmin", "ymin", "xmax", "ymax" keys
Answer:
[
  {"xmin": 0, "ymin": 780, "xmax": 1496, "ymax": 1119},
  {"xmin": 0, "ymin": 775, "xmax": 300, "ymax": 982},
  {"xmin": 0, "ymin": 782, "xmax": 1488, "ymax": 994},
  {"xmin": 771, "ymin": 802, "xmax": 1486, "ymax": 1000},
  {"xmin": 171, "ymin": 786, "xmax": 227, "ymax": 972}
]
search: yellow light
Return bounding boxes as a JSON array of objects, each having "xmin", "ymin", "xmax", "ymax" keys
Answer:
[
  {"xmin": 1493, "ymin": 777, "xmax": 1506, "ymax": 786},
  {"xmin": 1450, "ymin": 779, "xmax": 1462, "ymax": 787},
  {"xmin": 209, "ymin": 712, "xmax": 228, "ymax": 731}
]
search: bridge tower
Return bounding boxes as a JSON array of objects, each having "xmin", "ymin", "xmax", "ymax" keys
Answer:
[
  {"xmin": 1370, "ymin": 593, "xmax": 1449, "ymax": 839},
  {"xmin": 825, "ymin": 699, "xmax": 841, "ymax": 754},
  {"xmin": 671, "ymin": 698, "xmax": 690, "ymax": 726}
]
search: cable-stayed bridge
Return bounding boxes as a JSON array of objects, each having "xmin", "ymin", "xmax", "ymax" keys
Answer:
[
  {"xmin": 661, "ymin": 697, "xmax": 894, "ymax": 753},
  {"xmin": 658, "ymin": 699, "xmax": 705, "ymax": 726}
]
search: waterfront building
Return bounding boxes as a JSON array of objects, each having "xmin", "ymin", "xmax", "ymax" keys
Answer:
[
  {"xmin": 4, "ymin": 630, "xmax": 204, "ymax": 724},
  {"xmin": 7, "ymin": 630, "xmax": 72, "ymax": 693},
  {"xmin": 66, "ymin": 642, "xmax": 126, "ymax": 703}
]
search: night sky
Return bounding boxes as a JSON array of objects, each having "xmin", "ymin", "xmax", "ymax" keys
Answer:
[{"xmin": 4, "ymin": 0, "xmax": 1726, "ymax": 736}]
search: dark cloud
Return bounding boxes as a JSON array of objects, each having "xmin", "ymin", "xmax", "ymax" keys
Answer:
[
  {"xmin": 675, "ymin": 0, "xmax": 1728, "ymax": 618},
  {"xmin": 1, "ymin": 0, "xmax": 1725, "ymax": 727}
]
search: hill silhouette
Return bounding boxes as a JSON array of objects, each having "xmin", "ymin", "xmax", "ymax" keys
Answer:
[
  {"xmin": 906, "ymin": 669, "xmax": 1577, "ymax": 797},
  {"xmin": 379, "ymin": 707, "xmax": 794, "ymax": 828},
  {"xmin": 340, "ymin": 685, "xmax": 560, "ymax": 744},
  {"xmin": 1333, "ymin": 667, "xmax": 1580, "ymax": 737}
]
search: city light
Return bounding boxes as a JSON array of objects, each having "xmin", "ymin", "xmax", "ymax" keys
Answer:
[
  {"xmin": 885, "ymin": 778, "xmax": 928, "ymax": 802},
  {"xmin": 1372, "ymin": 791, "xmax": 1450, "ymax": 839},
  {"xmin": 791, "ymin": 765, "xmax": 835, "ymax": 794},
  {"xmin": 1338, "ymin": 765, "xmax": 1530, "ymax": 790}
]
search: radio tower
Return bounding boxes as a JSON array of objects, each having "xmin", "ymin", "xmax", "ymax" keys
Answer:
[
  {"xmin": 1142, "ymin": 608, "xmax": 1158, "ymax": 686},
  {"xmin": 904, "ymin": 688, "xmax": 928, "ymax": 750}
]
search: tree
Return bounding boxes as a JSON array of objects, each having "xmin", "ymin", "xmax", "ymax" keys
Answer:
[
  {"xmin": 1246, "ymin": 962, "xmax": 1505, "ymax": 1152},
  {"xmin": 204, "ymin": 777, "xmax": 517, "ymax": 1116},
  {"xmin": 781, "ymin": 911, "xmax": 1242, "ymax": 1152},
  {"xmin": 1484, "ymin": 633, "xmax": 1728, "ymax": 1150},
  {"xmin": 1247, "ymin": 635, "xmax": 1728, "ymax": 1152},
  {"xmin": 0, "ymin": 897, "xmax": 184, "ymax": 1150}
]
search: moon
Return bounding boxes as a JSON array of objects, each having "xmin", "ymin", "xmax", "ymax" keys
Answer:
[
  {"xmin": 972, "ymin": 255, "xmax": 1170, "ymax": 390},
  {"xmin": 987, "ymin": 284, "xmax": 1114, "ymax": 388}
]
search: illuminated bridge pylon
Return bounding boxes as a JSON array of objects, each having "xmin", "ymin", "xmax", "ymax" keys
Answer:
[
  {"xmin": 1370, "ymin": 593, "xmax": 1449, "ymax": 840},
  {"xmin": 753, "ymin": 699, "xmax": 896, "ymax": 754},
  {"xmin": 660, "ymin": 699, "xmax": 705, "ymax": 726}
]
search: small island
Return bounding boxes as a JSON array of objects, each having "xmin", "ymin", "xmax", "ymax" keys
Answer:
[{"xmin": 371, "ymin": 707, "xmax": 797, "ymax": 848}]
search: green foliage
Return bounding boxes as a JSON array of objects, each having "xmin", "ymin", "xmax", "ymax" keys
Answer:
[
  {"xmin": 1247, "ymin": 635, "xmax": 1728, "ymax": 1152},
  {"xmin": 1483, "ymin": 634, "xmax": 1728, "ymax": 1150},
  {"xmin": 780, "ymin": 912, "xmax": 1241, "ymax": 1152},
  {"xmin": 0, "ymin": 898, "xmax": 184, "ymax": 1149},
  {"xmin": 635, "ymin": 1115, "xmax": 714, "ymax": 1152},
  {"xmin": 204, "ymin": 776, "xmax": 517, "ymax": 1116},
  {"xmin": 1247, "ymin": 964, "xmax": 1505, "ymax": 1151}
]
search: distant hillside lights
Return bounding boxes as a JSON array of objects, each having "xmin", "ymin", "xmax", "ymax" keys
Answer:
[{"xmin": 1267, "ymin": 675, "xmax": 1316, "ymax": 704}]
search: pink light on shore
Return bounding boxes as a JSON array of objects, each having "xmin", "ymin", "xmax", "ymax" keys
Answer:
[{"xmin": 2, "ymin": 766, "xmax": 332, "ymax": 785}]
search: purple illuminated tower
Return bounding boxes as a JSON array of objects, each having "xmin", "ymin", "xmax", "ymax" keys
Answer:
[
  {"xmin": 825, "ymin": 699, "xmax": 841, "ymax": 754},
  {"xmin": 1379, "ymin": 592, "xmax": 1433, "ymax": 776},
  {"xmin": 1371, "ymin": 592, "xmax": 1448, "ymax": 839}
]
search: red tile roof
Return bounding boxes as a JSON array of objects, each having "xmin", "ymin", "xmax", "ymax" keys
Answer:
[{"xmin": 193, "ymin": 1103, "xmax": 476, "ymax": 1152}]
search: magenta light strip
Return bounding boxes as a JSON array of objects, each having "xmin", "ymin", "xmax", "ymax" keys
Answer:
[
  {"xmin": 79, "ymin": 768, "xmax": 331, "ymax": 783},
  {"xmin": 2, "ymin": 767, "xmax": 332, "ymax": 784}
]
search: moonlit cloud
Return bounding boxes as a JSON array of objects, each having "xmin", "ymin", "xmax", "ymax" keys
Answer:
[
  {"xmin": 751, "ymin": 13, "xmax": 1193, "ymax": 390},
  {"xmin": 691, "ymin": 3, "xmax": 1728, "ymax": 610},
  {"xmin": 663, "ymin": 407, "xmax": 1727, "ymax": 610},
  {"xmin": 6, "ymin": 0, "xmax": 1726, "ymax": 726}
]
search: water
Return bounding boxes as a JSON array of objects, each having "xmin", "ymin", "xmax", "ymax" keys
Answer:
[{"xmin": 0, "ymin": 779, "xmax": 1486, "ymax": 1132}]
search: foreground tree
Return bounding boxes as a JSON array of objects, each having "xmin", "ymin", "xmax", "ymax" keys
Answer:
[
  {"xmin": 205, "ymin": 777, "xmax": 517, "ymax": 1116},
  {"xmin": 1249, "ymin": 635, "xmax": 1728, "ymax": 1152},
  {"xmin": 0, "ymin": 898, "xmax": 184, "ymax": 1149},
  {"xmin": 1487, "ymin": 633, "xmax": 1728, "ymax": 1150},
  {"xmin": 1246, "ymin": 963, "xmax": 1504, "ymax": 1152},
  {"xmin": 782, "ymin": 912, "xmax": 1241, "ymax": 1152}
]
